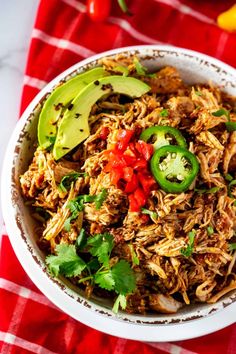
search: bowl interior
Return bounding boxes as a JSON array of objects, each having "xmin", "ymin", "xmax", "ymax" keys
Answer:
[{"xmin": 7, "ymin": 46, "xmax": 236, "ymax": 326}]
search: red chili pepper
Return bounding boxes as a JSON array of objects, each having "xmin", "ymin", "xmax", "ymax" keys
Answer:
[
  {"xmin": 87, "ymin": 0, "xmax": 111, "ymax": 22},
  {"xmin": 100, "ymin": 127, "xmax": 109, "ymax": 140}
]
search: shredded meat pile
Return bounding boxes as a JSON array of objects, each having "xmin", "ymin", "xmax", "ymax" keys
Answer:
[{"xmin": 20, "ymin": 54, "xmax": 236, "ymax": 314}]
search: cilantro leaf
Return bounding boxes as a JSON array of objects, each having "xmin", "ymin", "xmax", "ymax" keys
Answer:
[
  {"xmin": 141, "ymin": 207, "xmax": 158, "ymax": 219},
  {"xmin": 87, "ymin": 233, "xmax": 114, "ymax": 267},
  {"xmin": 112, "ymin": 294, "xmax": 127, "ymax": 314},
  {"xmin": 111, "ymin": 260, "xmax": 136, "ymax": 295},
  {"xmin": 229, "ymin": 243, "xmax": 236, "ymax": 251},
  {"xmin": 207, "ymin": 226, "xmax": 214, "ymax": 235},
  {"xmin": 58, "ymin": 172, "xmax": 87, "ymax": 193},
  {"xmin": 195, "ymin": 90, "xmax": 202, "ymax": 96},
  {"xmin": 86, "ymin": 258, "xmax": 100, "ymax": 272},
  {"xmin": 228, "ymin": 180, "xmax": 236, "ymax": 198},
  {"xmin": 225, "ymin": 121, "xmax": 236, "ymax": 132},
  {"xmin": 225, "ymin": 173, "xmax": 233, "ymax": 182},
  {"xmin": 64, "ymin": 198, "xmax": 84, "ymax": 231},
  {"xmin": 64, "ymin": 218, "xmax": 72, "ymax": 232},
  {"xmin": 46, "ymin": 136, "xmax": 56, "ymax": 150},
  {"xmin": 94, "ymin": 271, "xmax": 115, "ymax": 291},
  {"xmin": 160, "ymin": 109, "xmax": 169, "ymax": 117},
  {"xmin": 114, "ymin": 65, "xmax": 129, "ymax": 77},
  {"xmin": 64, "ymin": 190, "xmax": 107, "ymax": 231},
  {"xmin": 180, "ymin": 230, "xmax": 196, "ymax": 257},
  {"xmin": 128, "ymin": 244, "xmax": 139, "ymax": 266},
  {"xmin": 194, "ymin": 186, "xmax": 221, "ymax": 194},
  {"xmin": 212, "ymin": 108, "xmax": 230, "ymax": 120},
  {"xmin": 46, "ymin": 244, "xmax": 86, "ymax": 277},
  {"xmin": 75, "ymin": 228, "xmax": 87, "ymax": 249},
  {"xmin": 133, "ymin": 57, "xmax": 147, "ymax": 76},
  {"xmin": 35, "ymin": 207, "xmax": 50, "ymax": 221},
  {"xmin": 95, "ymin": 188, "xmax": 108, "ymax": 210}
]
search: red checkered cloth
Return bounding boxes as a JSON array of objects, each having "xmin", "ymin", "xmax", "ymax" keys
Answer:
[{"xmin": 1, "ymin": 0, "xmax": 236, "ymax": 353}]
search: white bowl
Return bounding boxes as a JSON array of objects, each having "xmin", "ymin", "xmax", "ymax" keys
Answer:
[{"xmin": 2, "ymin": 45, "xmax": 236, "ymax": 342}]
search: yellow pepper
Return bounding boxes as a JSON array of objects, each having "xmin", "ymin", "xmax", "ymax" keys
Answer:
[{"xmin": 217, "ymin": 4, "xmax": 236, "ymax": 32}]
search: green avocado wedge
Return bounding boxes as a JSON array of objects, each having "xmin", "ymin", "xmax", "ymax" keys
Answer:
[
  {"xmin": 53, "ymin": 76, "xmax": 150, "ymax": 160},
  {"xmin": 38, "ymin": 67, "xmax": 108, "ymax": 149}
]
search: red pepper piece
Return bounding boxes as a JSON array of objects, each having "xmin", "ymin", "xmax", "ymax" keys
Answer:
[{"xmin": 128, "ymin": 194, "xmax": 140, "ymax": 212}]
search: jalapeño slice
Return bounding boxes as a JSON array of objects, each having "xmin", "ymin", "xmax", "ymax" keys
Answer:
[
  {"xmin": 140, "ymin": 125, "xmax": 187, "ymax": 150},
  {"xmin": 150, "ymin": 145, "xmax": 199, "ymax": 193}
]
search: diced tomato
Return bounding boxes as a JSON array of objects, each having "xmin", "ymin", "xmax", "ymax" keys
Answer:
[
  {"xmin": 123, "ymin": 166, "xmax": 133, "ymax": 182},
  {"xmin": 123, "ymin": 154, "xmax": 137, "ymax": 166},
  {"xmin": 135, "ymin": 140, "xmax": 154, "ymax": 161},
  {"xmin": 124, "ymin": 174, "xmax": 139, "ymax": 193},
  {"xmin": 133, "ymin": 187, "xmax": 147, "ymax": 208},
  {"xmin": 110, "ymin": 167, "xmax": 123, "ymax": 185},
  {"xmin": 133, "ymin": 158, "xmax": 147, "ymax": 171},
  {"xmin": 116, "ymin": 129, "xmax": 134, "ymax": 151},
  {"xmin": 140, "ymin": 214, "xmax": 150, "ymax": 224},
  {"xmin": 100, "ymin": 127, "xmax": 109, "ymax": 140},
  {"xmin": 128, "ymin": 142, "xmax": 136, "ymax": 154},
  {"xmin": 137, "ymin": 172, "xmax": 157, "ymax": 194},
  {"xmin": 128, "ymin": 194, "xmax": 140, "ymax": 212},
  {"xmin": 102, "ymin": 130, "xmax": 156, "ymax": 212},
  {"xmin": 104, "ymin": 151, "xmax": 127, "ymax": 172}
]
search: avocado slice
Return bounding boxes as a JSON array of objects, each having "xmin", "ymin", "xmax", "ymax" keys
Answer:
[
  {"xmin": 38, "ymin": 67, "xmax": 108, "ymax": 149},
  {"xmin": 53, "ymin": 76, "xmax": 150, "ymax": 160}
]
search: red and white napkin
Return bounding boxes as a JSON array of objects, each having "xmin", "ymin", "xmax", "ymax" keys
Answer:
[{"xmin": 1, "ymin": 0, "xmax": 236, "ymax": 353}]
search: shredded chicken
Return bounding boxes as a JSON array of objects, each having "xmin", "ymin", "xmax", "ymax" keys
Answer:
[{"xmin": 20, "ymin": 56, "xmax": 236, "ymax": 315}]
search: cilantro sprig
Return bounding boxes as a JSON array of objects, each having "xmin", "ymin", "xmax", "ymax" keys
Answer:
[
  {"xmin": 64, "ymin": 189, "xmax": 108, "ymax": 231},
  {"xmin": 46, "ymin": 244, "xmax": 86, "ymax": 277},
  {"xmin": 194, "ymin": 186, "xmax": 221, "ymax": 194},
  {"xmin": 58, "ymin": 172, "xmax": 87, "ymax": 193},
  {"xmin": 160, "ymin": 109, "xmax": 169, "ymax": 117},
  {"xmin": 228, "ymin": 180, "xmax": 236, "ymax": 198},
  {"xmin": 180, "ymin": 230, "xmax": 196, "ymax": 257},
  {"xmin": 195, "ymin": 90, "xmax": 202, "ymax": 96},
  {"xmin": 141, "ymin": 207, "xmax": 158, "ymax": 219},
  {"xmin": 46, "ymin": 230, "xmax": 136, "ymax": 313},
  {"xmin": 212, "ymin": 108, "xmax": 230, "ymax": 120},
  {"xmin": 133, "ymin": 57, "xmax": 155, "ymax": 77},
  {"xmin": 212, "ymin": 108, "xmax": 236, "ymax": 132},
  {"xmin": 207, "ymin": 226, "xmax": 214, "ymax": 235},
  {"xmin": 229, "ymin": 243, "xmax": 236, "ymax": 251},
  {"xmin": 128, "ymin": 244, "xmax": 139, "ymax": 266}
]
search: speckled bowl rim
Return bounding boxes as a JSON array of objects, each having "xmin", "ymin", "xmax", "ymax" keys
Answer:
[{"xmin": 2, "ymin": 45, "xmax": 236, "ymax": 342}]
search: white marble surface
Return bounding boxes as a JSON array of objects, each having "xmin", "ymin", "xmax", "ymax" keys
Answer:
[{"xmin": 0, "ymin": 0, "xmax": 39, "ymax": 228}]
